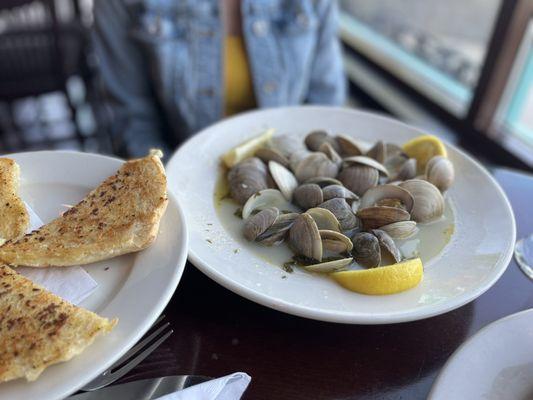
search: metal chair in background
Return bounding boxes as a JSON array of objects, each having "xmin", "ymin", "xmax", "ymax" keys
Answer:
[{"xmin": 0, "ymin": 0, "xmax": 112, "ymax": 154}]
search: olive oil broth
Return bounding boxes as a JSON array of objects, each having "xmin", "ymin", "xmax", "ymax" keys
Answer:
[{"xmin": 214, "ymin": 169, "xmax": 455, "ymax": 271}]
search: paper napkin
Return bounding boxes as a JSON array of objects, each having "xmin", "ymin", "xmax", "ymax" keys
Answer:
[
  {"xmin": 154, "ymin": 372, "xmax": 251, "ymax": 400},
  {"xmin": 16, "ymin": 204, "xmax": 98, "ymax": 305}
]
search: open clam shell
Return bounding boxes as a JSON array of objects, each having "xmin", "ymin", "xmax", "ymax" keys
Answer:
[
  {"xmin": 352, "ymin": 232, "xmax": 381, "ymax": 268},
  {"xmin": 304, "ymin": 176, "xmax": 343, "ymax": 188},
  {"xmin": 372, "ymin": 229, "xmax": 402, "ymax": 263},
  {"xmin": 294, "ymin": 152, "xmax": 339, "ymax": 182},
  {"xmin": 256, "ymin": 212, "xmax": 299, "ymax": 245},
  {"xmin": 319, "ymin": 142, "xmax": 343, "ymax": 166},
  {"xmin": 288, "ymin": 213, "xmax": 323, "ymax": 262},
  {"xmin": 318, "ymin": 198, "xmax": 359, "ymax": 231},
  {"xmin": 307, "ymin": 208, "xmax": 341, "ymax": 232},
  {"xmin": 392, "ymin": 158, "xmax": 417, "ymax": 181},
  {"xmin": 320, "ymin": 230, "xmax": 353, "ymax": 253},
  {"xmin": 243, "ymin": 207, "xmax": 279, "ymax": 241},
  {"xmin": 356, "ymin": 206, "xmax": 410, "ymax": 230},
  {"xmin": 379, "ymin": 221, "xmax": 418, "ymax": 239},
  {"xmin": 242, "ymin": 189, "xmax": 295, "ymax": 219},
  {"xmin": 255, "ymin": 147, "xmax": 290, "ymax": 167},
  {"xmin": 342, "ymin": 156, "xmax": 389, "ymax": 177},
  {"xmin": 305, "ymin": 130, "xmax": 340, "ymax": 152},
  {"xmin": 399, "ymin": 179, "xmax": 445, "ymax": 223},
  {"xmin": 269, "ymin": 161, "xmax": 298, "ymax": 201},
  {"xmin": 335, "ymin": 135, "xmax": 364, "ymax": 156},
  {"xmin": 304, "ymin": 257, "xmax": 353, "ymax": 273},
  {"xmin": 359, "ymin": 184, "xmax": 414, "ymax": 213},
  {"xmin": 366, "ymin": 140, "xmax": 386, "ymax": 164},
  {"xmin": 322, "ymin": 184, "xmax": 359, "ymax": 203}
]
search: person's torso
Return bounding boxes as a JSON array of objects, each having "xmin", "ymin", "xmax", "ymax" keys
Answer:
[{"xmin": 126, "ymin": 0, "xmax": 323, "ymax": 139}]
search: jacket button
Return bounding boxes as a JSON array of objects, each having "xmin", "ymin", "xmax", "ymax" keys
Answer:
[
  {"xmin": 252, "ymin": 20, "xmax": 269, "ymax": 37},
  {"xmin": 263, "ymin": 82, "xmax": 277, "ymax": 94}
]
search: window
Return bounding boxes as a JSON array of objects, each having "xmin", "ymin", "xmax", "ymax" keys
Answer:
[
  {"xmin": 492, "ymin": 20, "xmax": 533, "ymax": 164},
  {"xmin": 339, "ymin": 0, "xmax": 501, "ymax": 116}
]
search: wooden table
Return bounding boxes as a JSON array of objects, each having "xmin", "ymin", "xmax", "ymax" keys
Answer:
[{"xmin": 118, "ymin": 168, "xmax": 533, "ymax": 399}]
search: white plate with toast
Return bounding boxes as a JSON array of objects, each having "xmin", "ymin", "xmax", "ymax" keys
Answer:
[
  {"xmin": 0, "ymin": 151, "xmax": 188, "ymax": 400},
  {"xmin": 167, "ymin": 106, "xmax": 515, "ymax": 324}
]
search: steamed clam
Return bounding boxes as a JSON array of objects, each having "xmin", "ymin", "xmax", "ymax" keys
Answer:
[
  {"xmin": 293, "ymin": 183, "xmax": 324, "ymax": 210},
  {"xmin": 425, "ymin": 155, "xmax": 454, "ymax": 192},
  {"xmin": 294, "ymin": 152, "xmax": 339, "ymax": 182},
  {"xmin": 228, "ymin": 157, "xmax": 268, "ymax": 204},
  {"xmin": 318, "ymin": 198, "xmax": 359, "ymax": 232},
  {"xmin": 399, "ymin": 179, "xmax": 444, "ymax": 223}
]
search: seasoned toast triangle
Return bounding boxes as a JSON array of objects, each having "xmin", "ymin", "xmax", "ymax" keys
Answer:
[
  {"xmin": 0, "ymin": 264, "xmax": 116, "ymax": 382},
  {"xmin": 0, "ymin": 152, "xmax": 168, "ymax": 267},
  {"xmin": 0, "ymin": 158, "xmax": 29, "ymax": 243}
]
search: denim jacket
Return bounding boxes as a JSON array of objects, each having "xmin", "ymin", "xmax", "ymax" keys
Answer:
[{"xmin": 92, "ymin": 0, "xmax": 346, "ymax": 156}]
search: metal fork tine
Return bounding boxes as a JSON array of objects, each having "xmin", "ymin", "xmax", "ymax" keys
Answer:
[
  {"xmin": 111, "ymin": 322, "xmax": 170, "ymax": 369},
  {"xmin": 106, "ymin": 329, "xmax": 173, "ymax": 381}
]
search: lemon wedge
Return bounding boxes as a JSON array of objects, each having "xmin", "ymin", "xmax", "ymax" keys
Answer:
[
  {"xmin": 402, "ymin": 135, "xmax": 447, "ymax": 172},
  {"xmin": 221, "ymin": 128, "xmax": 275, "ymax": 168},
  {"xmin": 331, "ymin": 258, "xmax": 423, "ymax": 295}
]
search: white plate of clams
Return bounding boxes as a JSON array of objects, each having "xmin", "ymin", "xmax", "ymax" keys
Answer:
[{"xmin": 167, "ymin": 106, "xmax": 515, "ymax": 324}]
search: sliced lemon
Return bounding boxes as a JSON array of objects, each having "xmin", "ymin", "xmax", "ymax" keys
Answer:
[
  {"xmin": 331, "ymin": 258, "xmax": 423, "ymax": 295},
  {"xmin": 221, "ymin": 128, "xmax": 275, "ymax": 168},
  {"xmin": 402, "ymin": 135, "xmax": 447, "ymax": 172}
]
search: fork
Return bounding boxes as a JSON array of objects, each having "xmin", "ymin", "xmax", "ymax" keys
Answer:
[{"xmin": 81, "ymin": 314, "xmax": 173, "ymax": 391}]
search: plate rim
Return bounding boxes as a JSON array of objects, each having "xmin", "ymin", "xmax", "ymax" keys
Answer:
[
  {"xmin": 0, "ymin": 150, "xmax": 189, "ymax": 399},
  {"xmin": 170, "ymin": 105, "xmax": 516, "ymax": 324},
  {"xmin": 428, "ymin": 308, "xmax": 533, "ymax": 399}
]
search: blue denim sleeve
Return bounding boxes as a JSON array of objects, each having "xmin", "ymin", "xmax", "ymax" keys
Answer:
[
  {"xmin": 91, "ymin": 0, "xmax": 171, "ymax": 157},
  {"xmin": 306, "ymin": 0, "xmax": 347, "ymax": 105}
]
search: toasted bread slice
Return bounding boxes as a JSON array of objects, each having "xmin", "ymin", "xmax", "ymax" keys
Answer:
[
  {"xmin": 0, "ymin": 264, "xmax": 117, "ymax": 382},
  {"xmin": 0, "ymin": 152, "xmax": 168, "ymax": 267},
  {"xmin": 0, "ymin": 158, "xmax": 29, "ymax": 243}
]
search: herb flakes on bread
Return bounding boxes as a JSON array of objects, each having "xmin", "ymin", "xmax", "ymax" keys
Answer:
[
  {"xmin": 0, "ymin": 265, "xmax": 117, "ymax": 382},
  {"xmin": 0, "ymin": 152, "xmax": 168, "ymax": 267}
]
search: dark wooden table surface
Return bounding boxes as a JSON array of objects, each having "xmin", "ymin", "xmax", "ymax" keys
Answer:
[{"xmin": 118, "ymin": 168, "xmax": 533, "ymax": 400}]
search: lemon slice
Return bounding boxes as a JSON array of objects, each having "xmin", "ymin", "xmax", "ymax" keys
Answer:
[
  {"xmin": 402, "ymin": 135, "xmax": 447, "ymax": 172},
  {"xmin": 221, "ymin": 128, "xmax": 275, "ymax": 168},
  {"xmin": 331, "ymin": 258, "xmax": 423, "ymax": 295}
]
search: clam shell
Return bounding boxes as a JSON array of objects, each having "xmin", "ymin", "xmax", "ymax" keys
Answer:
[
  {"xmin": 319, "ymin": 142, "xmax": 342, "ymax": 166},
  {"xmin": 372, "ymin": 229, "xmax": 402, "ymax": 263},
  {"xmin": 256, "ymin": 212, "xmax": 299, "ymax": 245},
  {"xmin": 359, "ymin": 184, "xmax": 414, "ymax": 213},
  {"xmin": 270, "ymin": 135, "xmax": 306, "ymax": 158},
  {"xmin": 425, "ymin": 155, "xmax": 454, "ymax": 192},
  {"xmin": 242, "ymin": 189, "xmax": 294, "ymax": 219},
  {"xmin": 269, "ymin": 161, "xmax": 298, "ymax": 201},
  {"xmin": 399, "ymin": 179, "xmax": 445, "ymax": 223},
  {"xmin": 305, "ymin": 130, "xmax": 340, "ymax": 152},
  {"xmin": 393, "ymin": 158, "xmax": 417, "ymax": 181},
  {"xmin": 338, "ymin": 165, "xmax": 379, "ymax": 196},
  {"xmin": 335, "ymin": 135, "xmax": 363, "ymax": 156},
  {"xmin": 304, "ymin": 176, "xmax": 343, "ymax": 188},
  {"xmin": 293, "ymin": 183, "xmax": 324, "ymax": 210},
  {"xmin": 295, "ymin": 152, "xmax": 339, "ymax": 182},
  {"xmin": 255, "ymin": 147, "xmax": 290, "ymax": 167},
  {"xmin": 227, "ymin": 157, "xmax": 268, "ymax": 204},
  {"xmin": 288, "ymin": 213, "xmax": 323, "ymax": 261},
  {"xmin": 307, "ymin": 208, "xmax": 341, "ymax": 232},
  {"xmin": 342, "ymin": 156, "xmax": 389, "ymax": 177},
  {"xmin": 352, "ymin": 232, "xmax": 381, "ymax": 268},
  {"xmin": 379, "ymin": 221, "xmax": 418, "ymax": 239},
  {"xmin": 318, "ymin": 198, "xmax": 358, "ymax": 231},
  {"xmin": 356, "ymin": 206, "xmax": 410, "ymax": 230},
  {"xmin": 322, "ymin": 184, "xmax": 359, "ymax": 203},
  {"xmin": 320, "ymin": 230, "xmax": 353, "ymax": 253},
  {"xmin": 304, "ymin": 257, "xmax": 353, "ymax": 273},
  {"xmin": 366, "ymin": 140, "xmax": 386, "ymax": 163},
  {"xmin": 289, "ymin": 149, "xmax": 312, "ymax": 172},
  {"xmin": 243, "ymin": 207, "xmax": 279, "ymax": 241}
]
